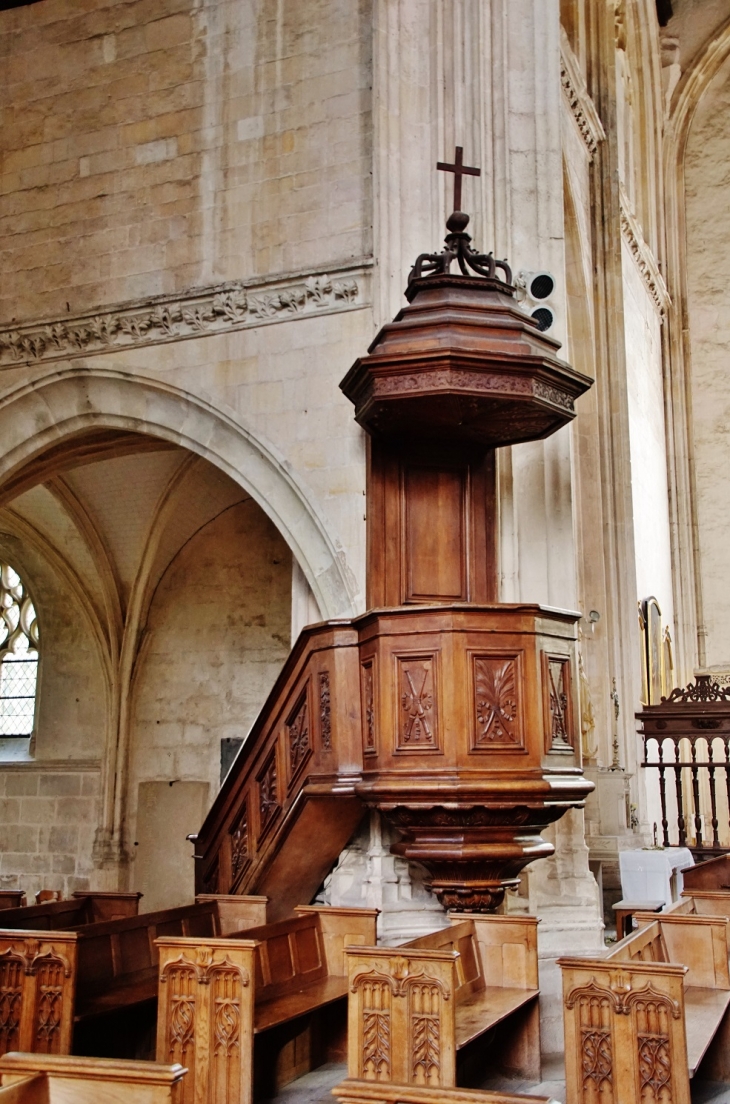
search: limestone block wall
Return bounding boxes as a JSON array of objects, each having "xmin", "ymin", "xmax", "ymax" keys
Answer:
[
  {"xmin": 0, "ymin": 766, "xmax": 100, "ymax": 898},
  {"xmin": 128, "ymin": 496, "xmax": 291, "ymax": 904},
  {"xmin": 685, "ymin": 52, "xmax": 730, "ymax": 667},
  {"xmin": 0, "ymin": 529, "xmax": 106, "ymax": 898},
  {"xmin": 0, "ymin": 0, "xmax": 372, "ymax": 321}
]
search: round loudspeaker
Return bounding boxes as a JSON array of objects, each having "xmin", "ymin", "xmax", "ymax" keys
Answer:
[
  {"xmin": 529, "ymin": 273, "xmax": 555, "ymax": 300},
  {"xmin": 530, "ymin": 307, "xmax": 554, "ymax": 332}
]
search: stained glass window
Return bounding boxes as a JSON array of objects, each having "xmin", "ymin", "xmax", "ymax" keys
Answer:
[{"xmin": 0, "ymin": 564, "xmax": 39, "ymax": 739}]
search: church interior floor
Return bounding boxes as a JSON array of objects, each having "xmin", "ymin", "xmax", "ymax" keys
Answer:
[{"xmin": 259, "ymin": 1060, "xmax": 730, "ymax": 1104}]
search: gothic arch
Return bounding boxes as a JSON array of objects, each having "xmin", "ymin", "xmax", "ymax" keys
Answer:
[
  {"xmin": 661, "ymin": 16, "xmax": 730, "ymax": 676},
  {"xmin": 0, "ymin": 364, "xmax": 360, "ymax": 621}
]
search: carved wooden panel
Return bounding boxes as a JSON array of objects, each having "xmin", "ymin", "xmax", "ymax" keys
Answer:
[
  {"xmin": 403, "ymin": 464, "xmax": 467, "ymax": 602},
  {"xmin": 395, "ymin": 654, "xmax": 439, "ymax": 753},
  {"xmin": 202, "ymin": 857, "xmax": 220, "ymax": 896},
  {"xmin": 542, "ymin": 652, "xmax": 574, "ymax": 752},
  {"xmin": 407, "ymin": 980, "xmax": 443, "ymax": 1085},
  {"xmin": 158, "ymin": 941, "xmax": 255, "ymax": 1104},
  {"xmin": 567, "ymin": 981, "xmax": 616, "ymax": 1104},
  {"xmin": 0, "ymin": 936, "xmax": 75, "ymax": 1060},
  {"xmin": 624, "ymin": 987, "xmax": 679, "ymax": 1104},
  {"xmin": 353, "ymin": 975, "xmax": 392, "ymax": 1081},
  {"xmin": 361, "ymin": 659, "xmax": 377, "ymax": 756},
  {"xmin": 286, "ymin": 687, "xmax": 311, "ymax": 788},
  {"xmin": 471, "ymin": 654, "xmax": 524, "ymax": 751},
  {"xmin": 318, "ymin": 671, "xmax": 332, "ymax": 750},
  {"xmin": 229, "ymin": 804, "xmax": 250, "ymax": 891},
  {"xmin": 209, "ymin": 965, "xmax": 244, "ymax": 1104},
  {"xmin": 32, "ymin": 954, "xmax": 68, "ymax": 1054},
  {"xmin": 257, "ymin": 751, "xmax": 280, "ymax": 841},
  {"xmin": 0, "ymin": 952, "xmax": 23, "ymax": 1057}
]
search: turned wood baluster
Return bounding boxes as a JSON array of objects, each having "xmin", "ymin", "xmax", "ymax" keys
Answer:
[
  {"xmin": 720, "ymin": 737, "xmax": 724, "ymax": 839},
  {"xmin": 707, "ymin": 737, "xmax": 721, "ymax": 846},
  {"xmin": 690, "ymin": 737, "xmax": 703, "ymax": 846},
  {"xmin": 673, "ymin": 738, "xmax": 687, "ymax": 846},
  {"xmin": 655, "ymin": 738, "xmax": 670, "ymax": 847}
]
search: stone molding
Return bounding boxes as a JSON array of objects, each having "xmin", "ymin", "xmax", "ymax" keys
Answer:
[
  {"xmin": 0, "ymin": 759, "xmax": 101, "ymax": 772},
  {"xmin": 560, "ymin": 30, "xmax": 606, "ymax": 160},
  {"xmin": 619, "ymin": 184, "xmax": 671, "ymax": 316},
  {"xmin": 0, "ymin": 260, "xmax": 371, "ymax": 369}
]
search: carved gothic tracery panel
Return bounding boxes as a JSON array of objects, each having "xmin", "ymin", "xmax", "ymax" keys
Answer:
[
  {"xmin": 408, "ymin": 981, "xmax": 442, "ymax": 1085},
  {"xmin": 397, "ymin": 655, "xmax": 438, "ymax": 752},
  {"xmin": 355, "ymin": 976, "xmax": 391, "ymax": 1081},
  {"xmin": 472, "ymin": 654, "xmax": 523, "ymax": 750}
]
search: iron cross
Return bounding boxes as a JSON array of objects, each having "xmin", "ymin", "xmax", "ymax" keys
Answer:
[{"xmin": 436, "ymin": 146, "xmax": 481, "ymax": 212}]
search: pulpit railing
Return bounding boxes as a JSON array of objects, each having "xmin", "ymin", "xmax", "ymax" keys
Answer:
[{"xmin": 638, "ymin": 676, "xmax": 730, "ymax": 856}]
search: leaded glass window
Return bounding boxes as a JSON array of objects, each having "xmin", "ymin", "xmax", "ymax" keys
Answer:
[{"xmin": 0, "ymin": 565, "xmax": 39, "ymax": 739}]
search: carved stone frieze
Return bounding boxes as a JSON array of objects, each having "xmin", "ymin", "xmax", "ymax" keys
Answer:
[
  {"xmin": 0, "ymin": 263, "xmax": 368, "ymax": 368},
  {"xmin": 560, "ymin": 30, "xmax": 606, "ymax": 161},
  {"xmin": 619, "ymin": 185, "xmax": 670, "ymax": 316}
]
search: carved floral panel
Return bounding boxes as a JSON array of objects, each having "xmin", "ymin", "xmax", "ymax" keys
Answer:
[
  {"xmin": 319, "ymin": 671, "xmax": 332, "ymax": 751},
  {"xmin": 471, "ymin": 654, "xmax": 524, "ymax": 751},
  {"xmin": 286, "ymin": 687, "xmax": 311, "ymax": 787},
  {"xmin": 395, "ymin": 654, "xmax": 439, "ymax": 753},
  {"xmin": 257, "ymin": 751, "xmax": 280, "ymax": 841},
  {"xmin": 229, "ymin": 804, "xmax": 250, "ymax": 890}
]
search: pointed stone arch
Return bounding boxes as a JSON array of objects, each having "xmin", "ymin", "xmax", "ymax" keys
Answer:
[{"xmin": 0, "ymin": 364, "xmax": 360, "ymax": 621}]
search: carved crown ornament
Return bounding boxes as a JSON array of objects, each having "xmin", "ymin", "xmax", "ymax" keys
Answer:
[{"xmin": 0, "ymin": 262, "xmax": 369, "ymax": 368}]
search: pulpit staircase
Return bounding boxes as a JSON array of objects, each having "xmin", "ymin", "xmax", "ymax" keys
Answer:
[{"xmin": 192, "ymin": 204, "xmax": 594, "ymax": 919}]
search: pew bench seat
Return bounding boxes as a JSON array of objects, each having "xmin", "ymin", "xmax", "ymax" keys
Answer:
[
  {"xmin": 559, "ymin": 912, "xmax": 730, "ymax": 1104},
  {"xmin": 454, "ymin": 984, "xmax": 539, "ymax": 1049},
  {"xmin": 254, "ymin": 973, "xmax": 349, "ymax": 1032},
  {"xmin": 685, "ymin": 986, "xmax": 730, "ymax": 1075},
  {"xmin": 346, "ymin": 913, "xmax": 540, "ymax": 1088},
  {"xmin": 156, "ymin": 904, "xmax": 378, "ymax": 1104}
]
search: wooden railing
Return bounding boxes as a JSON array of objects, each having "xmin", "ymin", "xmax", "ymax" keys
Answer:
[
  {"xmin": 192, "ymin": 620, "xmax": 366, "ymax": 923},
  {"xmin": 638, "ymin": 676, "xmax": 730, "ymax": 854}
]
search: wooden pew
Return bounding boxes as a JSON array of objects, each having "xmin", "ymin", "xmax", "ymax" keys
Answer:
[
  {"xmin": 0, "ymin": 895, "xmax": 267, "ymax": 1060},
  {"xmin": 345, "ymin": 914, "xmax": 540, "ymax": 1089},
  {"xmin": 0, "ymin": 893, "xmax": 142, "ymax": 932},
  {"xmin": 559, "ymin": 912, "xmax": 730, "ymax": 1104},
  {"xmin": 156, "ymin": 905, "xmax": 379, "ymax": 1104},
  {"xmin": 332, "ymin": 1079, "xmax": 560, "ymax": 1104},
  {"xmin": 0, "ymin": 895, "xmax": 25, "ymax": 912},
  {"xmin": 0, "ymin": 1052, "xmax": 185, "ymax": 1104}
]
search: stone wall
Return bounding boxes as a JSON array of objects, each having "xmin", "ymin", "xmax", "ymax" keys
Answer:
[{"xmin": 0, "ymin": 0, "xmax": 372, "ymax": 321}]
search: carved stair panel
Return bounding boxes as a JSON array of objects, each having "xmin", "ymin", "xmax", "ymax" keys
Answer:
[{"xmin": 194, "ymin": 622, "xmax": 365, "ymax": 923}]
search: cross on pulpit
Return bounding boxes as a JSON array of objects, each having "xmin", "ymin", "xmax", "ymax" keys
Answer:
[{"xmin": 436, "ymin": 146, "xmax": 481, "ymax": 213}]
